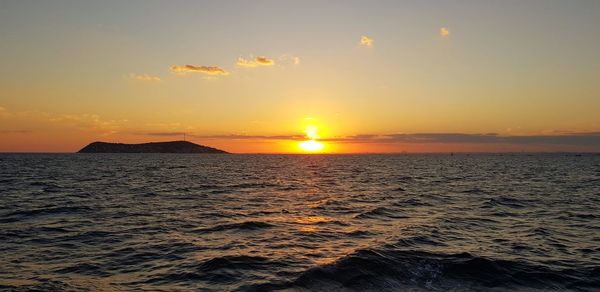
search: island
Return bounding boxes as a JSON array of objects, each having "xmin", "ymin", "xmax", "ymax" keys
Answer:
[{"xmin": 78, "ymin": 141, "xmax": 228, "ymax": 153}]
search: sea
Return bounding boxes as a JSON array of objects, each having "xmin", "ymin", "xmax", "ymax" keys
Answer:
[{"xmin": 0, "ymin": 153, "xmax": 599, "ymax": 291}]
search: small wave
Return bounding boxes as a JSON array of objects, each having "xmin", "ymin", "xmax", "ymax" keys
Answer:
[
  {"xmin": 392, "ymin": 235, "xmax": 445, "ymax": 248},
  {"xmin": 1, "ymin": 206, "xmax": 92, "ymax": 222},
  {"xmin": 461, "ymin": 187, "xmax": 488, "ymax": 194},
  {"xmin": 226, "ymin": 182, "xmax": 279, "ymax": 189},
  {"xmin": 343, "ymin": 230, "xmax": 373, "ymax": 238},
  {"xmin": 143, "ymin": 255, "xmax": 272, "ymax": 286},
  {"xmin": 55, "ymin": 263, "xmax": 111, "ymax": 277},
  {"xmin": 354, "ymin": 207, "xmax": 408, "ymax": 219},
  {"xmin": 483, "ymin": 196, "xmax": 529, "ymax": 209},
  {"xmin": 198, "ymin": 255, "xmax": 270, "ymax": 272},
  {"xmin": 194, "ymin": 221, "xmax": 274, "ymax": 234},
  {"xmin": 393, "ymin": 198, "xmax": 433, "ymax": 207},
  {"xmin": 0, "ymin": 279, "xmax": 82, "ymax": 292},
  {"xmin": 167, "ymin": 165, "xmax": 188, "ymax": 169}
]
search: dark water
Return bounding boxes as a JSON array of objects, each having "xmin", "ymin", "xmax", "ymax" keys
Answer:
[{"xmin": 1, "ymin": 154, "xmax": 599, "ymax": 291}]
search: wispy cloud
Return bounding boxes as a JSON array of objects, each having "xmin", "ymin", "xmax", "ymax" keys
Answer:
[
  {"xmin": 360, "ymin": 35, "xmax": 374, "ymax": 47},
  {"xmin": 129, "ymin": 73, "xmax": 161, "ymax": 82},
  {"xmin": 170, "ymin": 65, "xmax": 229, "ymax": 75},
  {"xmin": 1, "ymin": 107, "xmax": 127, "ymax": 136},
  {"xmin": 144, "ymin": 132, "xmax": 305, "ymax": 140},
  {"xmin": 144, "ymin": 132, "xmax": 187, "ymax": 137},
  {"xmin": 440, "ymin": 27, "xmax": 450, "ymax": 37},
  {"xmin": 139, "ymin": 131, "xmax": 600, "ymax": 149},
  {"xmin": 142, "ymin": 131, "xmax": 600, "ymax": 146},
  {"xmin": 278, "ymin": 54, "xmax": 301, "ymax": 66},
  {"xmin": 322, "ymin": 133, "xmax": 600, "ymax": 146},
  {"xmin": 49, "ymin": 113, "xmax": 126, "ymax": 135},
  {"xmin": 0, "ymin": 130, "xmax": 32, "ymax": 134},
  {"xmin": 237, "ymin": 56, "xmax": 275, "ymax": 67},
  {"xmin": 201, "ymin": 134, "xmax": 305, "ymax": 140}
]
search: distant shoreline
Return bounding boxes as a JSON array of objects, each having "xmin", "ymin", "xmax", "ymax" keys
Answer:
[{"xmin": 0, "ymin": 152, "xmax": 598, "ymax": 155}]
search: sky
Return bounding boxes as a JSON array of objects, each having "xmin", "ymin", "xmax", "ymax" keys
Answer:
[{"xmin": 0, "ymin": 0, "xmax": 599, "ymax": 153}]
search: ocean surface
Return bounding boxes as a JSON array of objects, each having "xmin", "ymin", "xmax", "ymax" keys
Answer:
[{"xmin": 1, "ymin": 154, "xmax": 599, "ymax": 291}]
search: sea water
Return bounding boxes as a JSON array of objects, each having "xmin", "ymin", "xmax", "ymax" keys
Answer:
[{"xmin": 1, "ymin": 154, "xmax": 599, "ymax": 291}]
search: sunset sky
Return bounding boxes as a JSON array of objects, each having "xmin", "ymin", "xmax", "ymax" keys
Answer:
[{"xmin": 1, "ymin": 0, "xmax": 599, "ymax": 153}]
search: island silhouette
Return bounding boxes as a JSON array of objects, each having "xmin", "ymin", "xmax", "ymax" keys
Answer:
[{"xmin": 78, "ymin": 141, "xmax": 228, "ymax": 153}]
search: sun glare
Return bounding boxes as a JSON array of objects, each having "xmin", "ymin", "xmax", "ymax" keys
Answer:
[
  {"xmin": 305, "ymin": 125, "xmax": 319, "ymax": 140},
  {"xmin": 299, "ymin": 140, "xmax": 324, "ymax": 152},
  {"xmin": 298, "ymin": 124, "xmax": 325, "ymax": 153}
]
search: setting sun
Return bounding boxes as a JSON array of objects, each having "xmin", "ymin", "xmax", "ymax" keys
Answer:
[
  {"xmin": 298, "ymin": 124, "xmax": 325, "ymax": 153},
  {"xmin": 299, "ymin": 140, "xmax": 324, "ymax": 152}
]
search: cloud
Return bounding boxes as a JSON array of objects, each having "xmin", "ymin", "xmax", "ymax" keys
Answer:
[
  {"xmin": 135, "ymin": 131, "xmax": 600, "ymax": 152},
  {"xmin": 144, "ymin": 132, "xmax": 305, "ymax": 140},
  {"xmin": 49, "ymin": 113, "xmax": 126, "ymax": 135},
  {"xmin": 440, "ymin": 27, "xmax": 450, "ymax": 37},
  {"xmin": 0, "ymin": 130, "xmax": 31, "ymax": 134},
  {"xmin": 256, "ymin": 56, "xmax": 274, "ymax": 66},
  {"xmin": 140, "ymin": 132, "xmax": 600, "ymax": 147},
  {"xmin": 0, "ymin": 106, "xmax": 19, "ymax": 120},
  {"xmin": 170, "ymin": 65, "xmax": 229, "ymax": 75},
  {"xmin": 321, "ymin": 132, "xmax": 600, "ymax": 146},
  {"xmin": 144, "ymin": 132, "xmax": 187, "ymax": 137},
  {"xmin": 237, "ymin": 56, "xmax": 275, "ymax": 67},
  {"xmin": 360, "ymin": 35, "xmax": 374, "ymax": 47},
  {"xmin": 129, "ymin": 73, "xmax": 161, "ymax": 82},
  {"xmin": 0, "ymin": 107, "xmax": 127, "ymax": 136},
  {"xmin": 278, "ymin": 54, "xmax": 301, "ymax": 65},
  {"xmin": 202, "ymin": 134, "xmax": 305, "ymax": 140}
]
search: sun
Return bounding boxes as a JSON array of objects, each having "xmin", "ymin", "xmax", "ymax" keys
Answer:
[
  {"xmin": 298, "ymin": 124, "xmax": 325, "ymax": 153},
  {"xmin": 305, "ymin": 125, "xmax": 319, "ymax": 139},
  {"xmin": 299, "ymin": 140, "xmax": 324, "ymax": 152}
]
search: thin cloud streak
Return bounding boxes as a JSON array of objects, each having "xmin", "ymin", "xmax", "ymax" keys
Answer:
[
  {"xmin": 129, "ymin": 73, "xmax": 161, "ymax": 82},
  {"xmin": 144, "ymin": 132, "xmax": 305, "ymax": 140},
  {"xmin": 237, "ymin": 56, "xmax": 275, "ymax": 67},
  {"xmin": 0, "ymin": 130, "xmax": 32, "ymax": 134},
  {"xmin": 170, "ymin": 65, "xmax": 229, "ymax": 75},
  {"xmin": 142, "ymin": 132, "xmax": 600, "ymax": 146},
  {"xmin": 323, "ymin": 133, "xmax": 600, "ymax": 146},
  {"xmin": 144, "ymin": 132, "xmax": 187, "ymax": 137}
]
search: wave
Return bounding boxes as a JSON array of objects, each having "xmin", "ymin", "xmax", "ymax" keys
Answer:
[
  {"xmin": 0, "ymin": 206, "xmax": 92, "ymax": 223},
  {"xmin": 354, "ymin": 207, "xmax": 408, "ymax": 219},
  {"xmin": 194, "ymin": 221, "xmax": 275, "ymax": 234},
  {"xmin": 482, "ymin": 196, "xmax": 536, "ymax": 209},
  {"xmin": 55, "ymin": 263, "xmax": 110, "ymax": 277},
  {"xmin": 246, "ymin": 245, "xmax": 599, "ymax": 291},
  {"xmin": 142, "ymin": 255, "xmax": 273, "ymax": 286},
  {"xmin": 198, "ymin": 255, "xmax": 271, "ymax": 272}
]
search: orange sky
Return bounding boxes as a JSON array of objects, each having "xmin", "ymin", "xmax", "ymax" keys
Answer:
[{"xmin": 1, "ymin": 1, "xmax": 599, "ymax": 153}]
